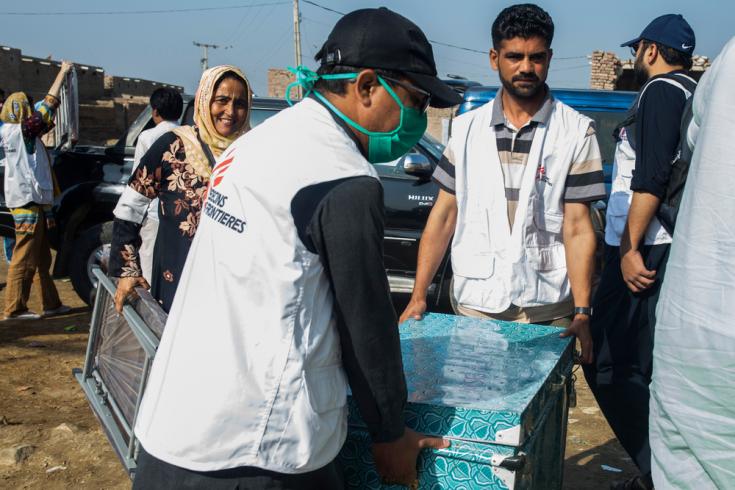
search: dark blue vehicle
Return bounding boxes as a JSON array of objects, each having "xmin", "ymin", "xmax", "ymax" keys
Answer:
[
  {"xmin": 381, "ymin": 86, "xmax": 636, "ymax": 311},
  {"xmin": 459, "ymin": 87, "xmax": 636, "ymax": 194}
]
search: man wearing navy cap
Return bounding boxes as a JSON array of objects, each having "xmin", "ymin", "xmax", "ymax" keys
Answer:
[{"xmin": 583, "ymin": 14, "xmax": 697, "ymax": 490}]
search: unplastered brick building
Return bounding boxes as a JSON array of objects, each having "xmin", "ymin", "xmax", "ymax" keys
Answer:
[
  {"xmin": 0, "ymin": 45, "xmax": 184, "ymax": 145},
  {"xmin": 589, "ymin": 50, "xmax": 711, "ymax": 91}
]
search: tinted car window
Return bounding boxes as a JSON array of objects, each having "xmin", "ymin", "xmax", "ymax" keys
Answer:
[
  {"xmin": 179, "ymin": 103, "xmax": 277, "ymax": 130},
  {"xmin": 578, "ymin": 110, "xmax": 627, "ymax": 164},
  {"xmin": 250, "ymin": 108, "xmax": 279, "ymax": 128},
  {"xmin": 182, "ymin": 101, "xmax": 195, "ymax": 126},
  {"xmin": 123, "ymin": 105, "xmax": 154, "ymax": 149},
  {"xmin": 420, "ymin": 133, "xmax": 445, "ymax": 159}
]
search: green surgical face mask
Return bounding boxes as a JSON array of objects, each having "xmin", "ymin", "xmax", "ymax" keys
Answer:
[{"xmin": 286, "ymin": 66, "xmax": 428, "ymax": 164}]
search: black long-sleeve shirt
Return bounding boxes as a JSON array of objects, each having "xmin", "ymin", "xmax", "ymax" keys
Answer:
[
  {"xmin": 291, "ymin": 176, "xmax": 407, "ymax": 443},
  {"xmin": 630, "ymin": 72, "xmax": 690, "ymax": 198}
]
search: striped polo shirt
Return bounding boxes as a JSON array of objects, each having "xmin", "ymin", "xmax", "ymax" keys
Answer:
[{"xmin": 433, "ymin": 88, "xmax": 606, "ymax": 230}]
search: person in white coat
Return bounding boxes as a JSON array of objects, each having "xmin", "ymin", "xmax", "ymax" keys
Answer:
[
  {"xmin": 131, "ymin": 8, "xmax": 462, "ymax": 490},
  {"xmin": 649, "ymin": 36, "xmax": 735, "ymax": 490},
  {"xmin": 0, "ymin": 62, "xmax": 73, "ymax": 320},
  {"xmin": 130, "ymin": 87, "xmax": 183, "ymax": 283},
  {"xmin": 401, "ymin": 4, "xmax": 603, "ymax": 364}
]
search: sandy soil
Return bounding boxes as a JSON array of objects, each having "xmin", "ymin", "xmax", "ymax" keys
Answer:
[{"xmin": 0, "ymin": 265, "xmax": 638, "ymax": 489}]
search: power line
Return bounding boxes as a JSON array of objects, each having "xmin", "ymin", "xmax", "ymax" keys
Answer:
[
  {"xmin": 301, "ymin": 1, "xmax": 589, "ymax": 61},
  {"xmin": 1, "ymin": 2, "xmax": 289, "ymax": 16},
  {"xmin": 253, "ymin": 23, "xmax": 294, "ymax": 69},
  {"xmin": 227, "ymin": 7, "xmax": 275, "ymax": 44},
  {"xmin": 302, "ymin": 15, "xmax": 332, "ymax": 27},
  {"xmin": 224, "ymin": 7, "xmax": 259, "ymax": 46},
  {"xmin": 429, "ymin": 40, "xmax": 486, "ymax": 55},
  {"xmin": 193, "ymin": 42, "xmax": 232, "ymax": 71},
  {"xmin": 301, "ymin": 0, "xmax": 344, "ymax": 15},
  {"xmin": 550, "ymin": 64, "xmax": 590, "ymax": 72}
]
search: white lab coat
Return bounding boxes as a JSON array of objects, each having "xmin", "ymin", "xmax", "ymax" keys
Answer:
[
  {"xmin": 449, "ymin": 98, "xmax": 591, "ymax": 313},
  {"xmin": 650, "ymin": 36, "xmax": 735, "ymax": 489},
  {"xmin": 0, "ymin": 123, "xmax": 54, "ymax": 209},
  {"xmin": 134, "ymin": 98, "xmax": 378, "ymax": 473},
  {"xmin": 605, "ymin": 74, "xmax": 696, "ymax": 246}
]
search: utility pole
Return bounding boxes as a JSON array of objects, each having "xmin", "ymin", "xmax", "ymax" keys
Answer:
[
  {"xmin": 292, "ymin": 0, "xmax": 303, "ymax": 97},
  {"xmin": 193, "ymin": 41, "xmax": 231, "ymax": 72}
]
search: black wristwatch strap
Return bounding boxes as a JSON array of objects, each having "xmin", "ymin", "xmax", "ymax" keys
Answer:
[{"xmin": 574, "ymin": 306, "xmax": 593, "ymax": 316}]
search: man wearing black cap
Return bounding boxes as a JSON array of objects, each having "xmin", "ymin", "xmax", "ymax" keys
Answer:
[
  {"xmin": 583, "ymin": 14, "xmax": 697, "ymax": 490},
  {"xmin": 130, "ymin": 7, "xmax": 460, "ymax": 490}
]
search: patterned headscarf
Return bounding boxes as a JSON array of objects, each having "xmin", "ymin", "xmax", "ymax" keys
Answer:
[
  {"xmin": 173, "ymin": 65, "xmax": 252, "ymax": 179},
  {"xmin": 0, "ymin": 92, "xmax": 32, "ymax": 124}
]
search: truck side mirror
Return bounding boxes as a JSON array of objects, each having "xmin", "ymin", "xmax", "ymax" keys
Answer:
[{"xmin": 402, "ymin": 152, "xmax": 432, "ymax": 178}]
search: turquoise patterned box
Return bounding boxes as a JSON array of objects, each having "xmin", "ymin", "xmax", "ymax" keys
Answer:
[{"xmin": 337, "ymin": 313, "xmax": 574, "ymax": 489}]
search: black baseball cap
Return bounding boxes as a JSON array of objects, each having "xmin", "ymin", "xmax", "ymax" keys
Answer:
[
  {"xmin": 315, "ymin": 7, "xmax": 462, "ymax": 108},
  {"xmin": 621, "ymin": 14, "xmax": 695, "ymax": 56}
]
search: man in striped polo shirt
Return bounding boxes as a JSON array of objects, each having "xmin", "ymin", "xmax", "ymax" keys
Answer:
[{"xmin": 401, "ymin": 4, "xmax": 603, "ymax": 364}]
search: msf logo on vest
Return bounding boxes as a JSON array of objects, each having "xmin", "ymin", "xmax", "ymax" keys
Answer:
[{"xmin": 203, "ymin": 149, "xmax": 247, "ymax": 234}]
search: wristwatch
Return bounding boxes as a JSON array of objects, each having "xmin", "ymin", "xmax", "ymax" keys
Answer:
[{"xmin": 573, "ymin": 306, "xmax": 593, "ymax": 317}]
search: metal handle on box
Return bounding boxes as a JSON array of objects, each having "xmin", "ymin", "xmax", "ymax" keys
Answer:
[{"xmin": 498, "ymin": 453, "xmax": 527, "ymax": 471}]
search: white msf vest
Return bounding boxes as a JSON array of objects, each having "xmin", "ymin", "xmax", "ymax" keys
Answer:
[
  {"xmin": 1, "ymin": 124, "xmax": 54, "ymax": 208},
  {"xmin": 134, "ymin": 98, "xmax": 379, "ymax": 473},
  {"xmin": 605, "ymin": 74, "xmax": 696, "ymax": 246},
  {"xmin": 450, "ymin": 98, "xmax": 592, "ymax": 313}
]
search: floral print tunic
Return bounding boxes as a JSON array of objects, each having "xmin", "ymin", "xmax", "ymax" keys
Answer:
[{"xmin": 109, "ymin": 131, "xmax": 212, "ymax": 312}]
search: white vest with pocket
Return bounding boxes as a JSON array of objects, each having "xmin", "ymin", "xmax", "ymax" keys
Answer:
[
  {"xmin": 450, "ymin": 98, "xmax": 592, "ymax": 313},
  {"xmin": 605, "ymin": 74, "xmax": 696, "ymax": 246},
  {"xmin": 134, "ymin": 98, "xmax": 379, "ymax": 473},
  {"xmin": 1, "ymin": 123, "xmax": 54, "ymax": 208}
]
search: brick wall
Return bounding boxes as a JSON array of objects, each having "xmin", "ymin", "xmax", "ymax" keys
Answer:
[
  {"xmin": 0, "ymin": 46, "xmax": 23, "ymax": 98},
  {"xmin": 1, "ymin": 46, "xmax": 106, "ymax": 102},
  {"xmin": 78, "ymin": 99, "xmax": 148, "ymax": 146},
  {"xmin": 427, "ymin": 107, "xmax": 454, "ymax": 143},
  {"xmin": 590, "ymin": 50, "xmax": 712, "ymax": 91},
  {"xmin": 268, "ymin": 68, "xmax": 296, "ymax": 98},
  {"xmin": 104, "ymin": 75, "xmax": 183, "ymax": 99},
  {"xmin": 1, "ymin": 44, "xmax": 183, "ymax": 145},
  {"xmin": 589, "ymin": 51, "xmax": 622, "ymax": 90}
]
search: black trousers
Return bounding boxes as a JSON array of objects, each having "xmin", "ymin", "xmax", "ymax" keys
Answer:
[
  {"xmin": 582, "ymin": 243, "xmax": 670, "ymax": 477},
  {"xmin": 133, "ymin": 446, "xmax": 344, "ymax": 490}
]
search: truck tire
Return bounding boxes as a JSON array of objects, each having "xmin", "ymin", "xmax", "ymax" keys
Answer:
[{"xmin": 69, "ymin": 222, "xmax": 114, "ymax": 306}]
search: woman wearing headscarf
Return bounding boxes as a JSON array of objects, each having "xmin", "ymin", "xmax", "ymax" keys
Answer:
[
  {"xmin": 1, "ymin": 61, "xmax": 74, "ymax": 320},
  {"xmin": 110, "ymin": 65, "xmax": 252, "ymax": 313}
]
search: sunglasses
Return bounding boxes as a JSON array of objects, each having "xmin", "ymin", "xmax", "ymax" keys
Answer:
[
  {"xmin": 380, "ymin": 75, "xmax": 432, "ymax": 113},
  {"xmin": 630, "ymin": 43, "xmax": 641, "ymax": 57}
]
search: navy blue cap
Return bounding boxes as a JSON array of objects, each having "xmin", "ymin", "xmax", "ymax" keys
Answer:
[{"xmin": 621, "ymin": 14, "xmax": 695, "ymax": 55}]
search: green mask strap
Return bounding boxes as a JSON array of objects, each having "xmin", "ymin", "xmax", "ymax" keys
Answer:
[
  {"xmin": 284, "ymin": 67, "xmax": 412, "ymax": 137},
  {"xmin": 309, "ymin": 76, "xmax": 408, "ymax": 137},
  {"xmin": 285, "ymin": 66, "xmax": 357, "ymax": 106}
]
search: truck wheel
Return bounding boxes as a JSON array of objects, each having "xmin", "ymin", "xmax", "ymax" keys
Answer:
[{"xmin": 69, "ymin": 222, "xmax": 114, "ymax": 306}]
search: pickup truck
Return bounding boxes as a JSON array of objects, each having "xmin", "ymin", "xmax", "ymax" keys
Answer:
[
  {"xmin": 1, "ymin": 87, "xmax": 635, "ymax": 309},
  {"xmin": 0, "ymin": 96, "xmax": 449, "ymax": 305}
]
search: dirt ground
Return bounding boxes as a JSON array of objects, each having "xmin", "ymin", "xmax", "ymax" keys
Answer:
[{"xmin": 0, "ymin": 264, "xmax": 638, "ymax": 489}]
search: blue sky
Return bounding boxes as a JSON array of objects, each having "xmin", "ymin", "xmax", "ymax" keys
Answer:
[{"xmin": 2, "ymin": 1, "xmax": 733, "ymax": 95}]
